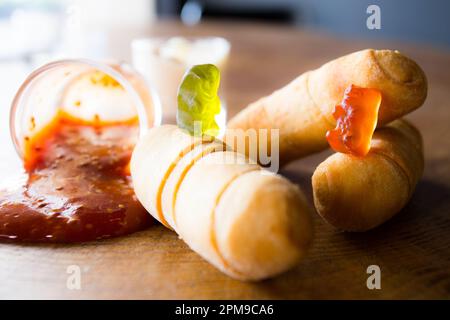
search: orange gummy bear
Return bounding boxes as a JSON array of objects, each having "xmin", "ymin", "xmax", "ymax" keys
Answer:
[{"xmin": 326, "ymin": 84, "xmax": 382, "ymax": 157}]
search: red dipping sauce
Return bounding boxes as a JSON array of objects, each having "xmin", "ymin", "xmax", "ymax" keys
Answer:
[{"xmin": 0, "ymin": 111, "xmax": 152, "ymax": 242}]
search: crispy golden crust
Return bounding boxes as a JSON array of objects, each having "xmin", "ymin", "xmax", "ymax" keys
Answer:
[
  {"xmin": 226, "ymin": 49, "xmax": 427, "ymax": 165},
  {"xmin": 215, "ymin": 171, "xmax": 313, "ymax": 280},
  {"xmin": 131, "ymin": 125, "xmax": 314, "ymax": 280},
  {"xmin": 312, "ymin": 119, "xmax": 424, "ymax": 232},
  {"xmin": 130, "ymin": 125, "xmax": 209, "ymax": 227}
]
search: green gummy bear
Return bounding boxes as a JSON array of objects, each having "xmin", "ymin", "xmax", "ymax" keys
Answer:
[{"xmin": 177, "ymin": 64, "xmax": 221, "ymax": 137}]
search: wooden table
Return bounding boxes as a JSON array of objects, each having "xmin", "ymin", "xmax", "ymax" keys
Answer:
[{"xmin": 1, "ymin": 21, "xmax": 449, "ymax": 299}]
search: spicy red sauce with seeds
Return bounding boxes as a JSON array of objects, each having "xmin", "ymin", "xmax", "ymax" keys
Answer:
[{"xmin": 0, "ymin": 112, "xmax": 152, "ymax": 242}]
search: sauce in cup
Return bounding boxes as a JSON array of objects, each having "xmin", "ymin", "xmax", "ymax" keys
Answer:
[{"xmin": 0, "ymin": 60, "xmax": 161, "ymax": 242}]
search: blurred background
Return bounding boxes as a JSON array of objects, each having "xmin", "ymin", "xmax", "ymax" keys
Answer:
[
  {"xmin": 1, "ymin": 0, "xmax": 448, "ymax": 60},
  {"xmin": 0, "ymin": 0, "xmax": 449, "ymax": 121}
]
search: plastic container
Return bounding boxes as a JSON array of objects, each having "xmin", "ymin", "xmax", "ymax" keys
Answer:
[
  {"xmin": 131, "ymin": 36, "xmax": 230, "ymax": 133},
  {"xmin": 10, "ymin": 59, "xmax": 162, "ymax": 159}
]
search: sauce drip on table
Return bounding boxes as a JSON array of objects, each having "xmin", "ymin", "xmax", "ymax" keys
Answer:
[{"xmin": 0, "ymin": 112, "xmax": 152, "ymax": 242}]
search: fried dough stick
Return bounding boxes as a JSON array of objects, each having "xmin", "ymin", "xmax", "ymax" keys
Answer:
[
  {"xmin": 131, "ymin": 125, "xmax": 313, "ymax": 280},
  {"xmin": 226, "ymin": 49, "xmax": 427, "ymax": 165},
  {"xmin": 312, "ymin": 120, "xmax": 424, "ymax": 231}
]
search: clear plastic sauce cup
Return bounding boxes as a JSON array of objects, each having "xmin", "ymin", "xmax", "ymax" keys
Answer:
[
  {"xmin": 10, "ymin": 59, "xmax": 162, "ymax": 159},
  {"xmin": 132, "ymin": 36, "xmax": 230, "ymax": 135}
]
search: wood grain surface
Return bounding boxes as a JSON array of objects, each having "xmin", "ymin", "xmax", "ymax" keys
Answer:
[{"xmin": 0, "ymin": 21, "xmax": 449, "ymax": 299}]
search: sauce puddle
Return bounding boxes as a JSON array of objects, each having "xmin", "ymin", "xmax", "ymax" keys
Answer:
[{"xmin": 0, "ymin": 112, "xmax": 152, "ymax": 242}]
